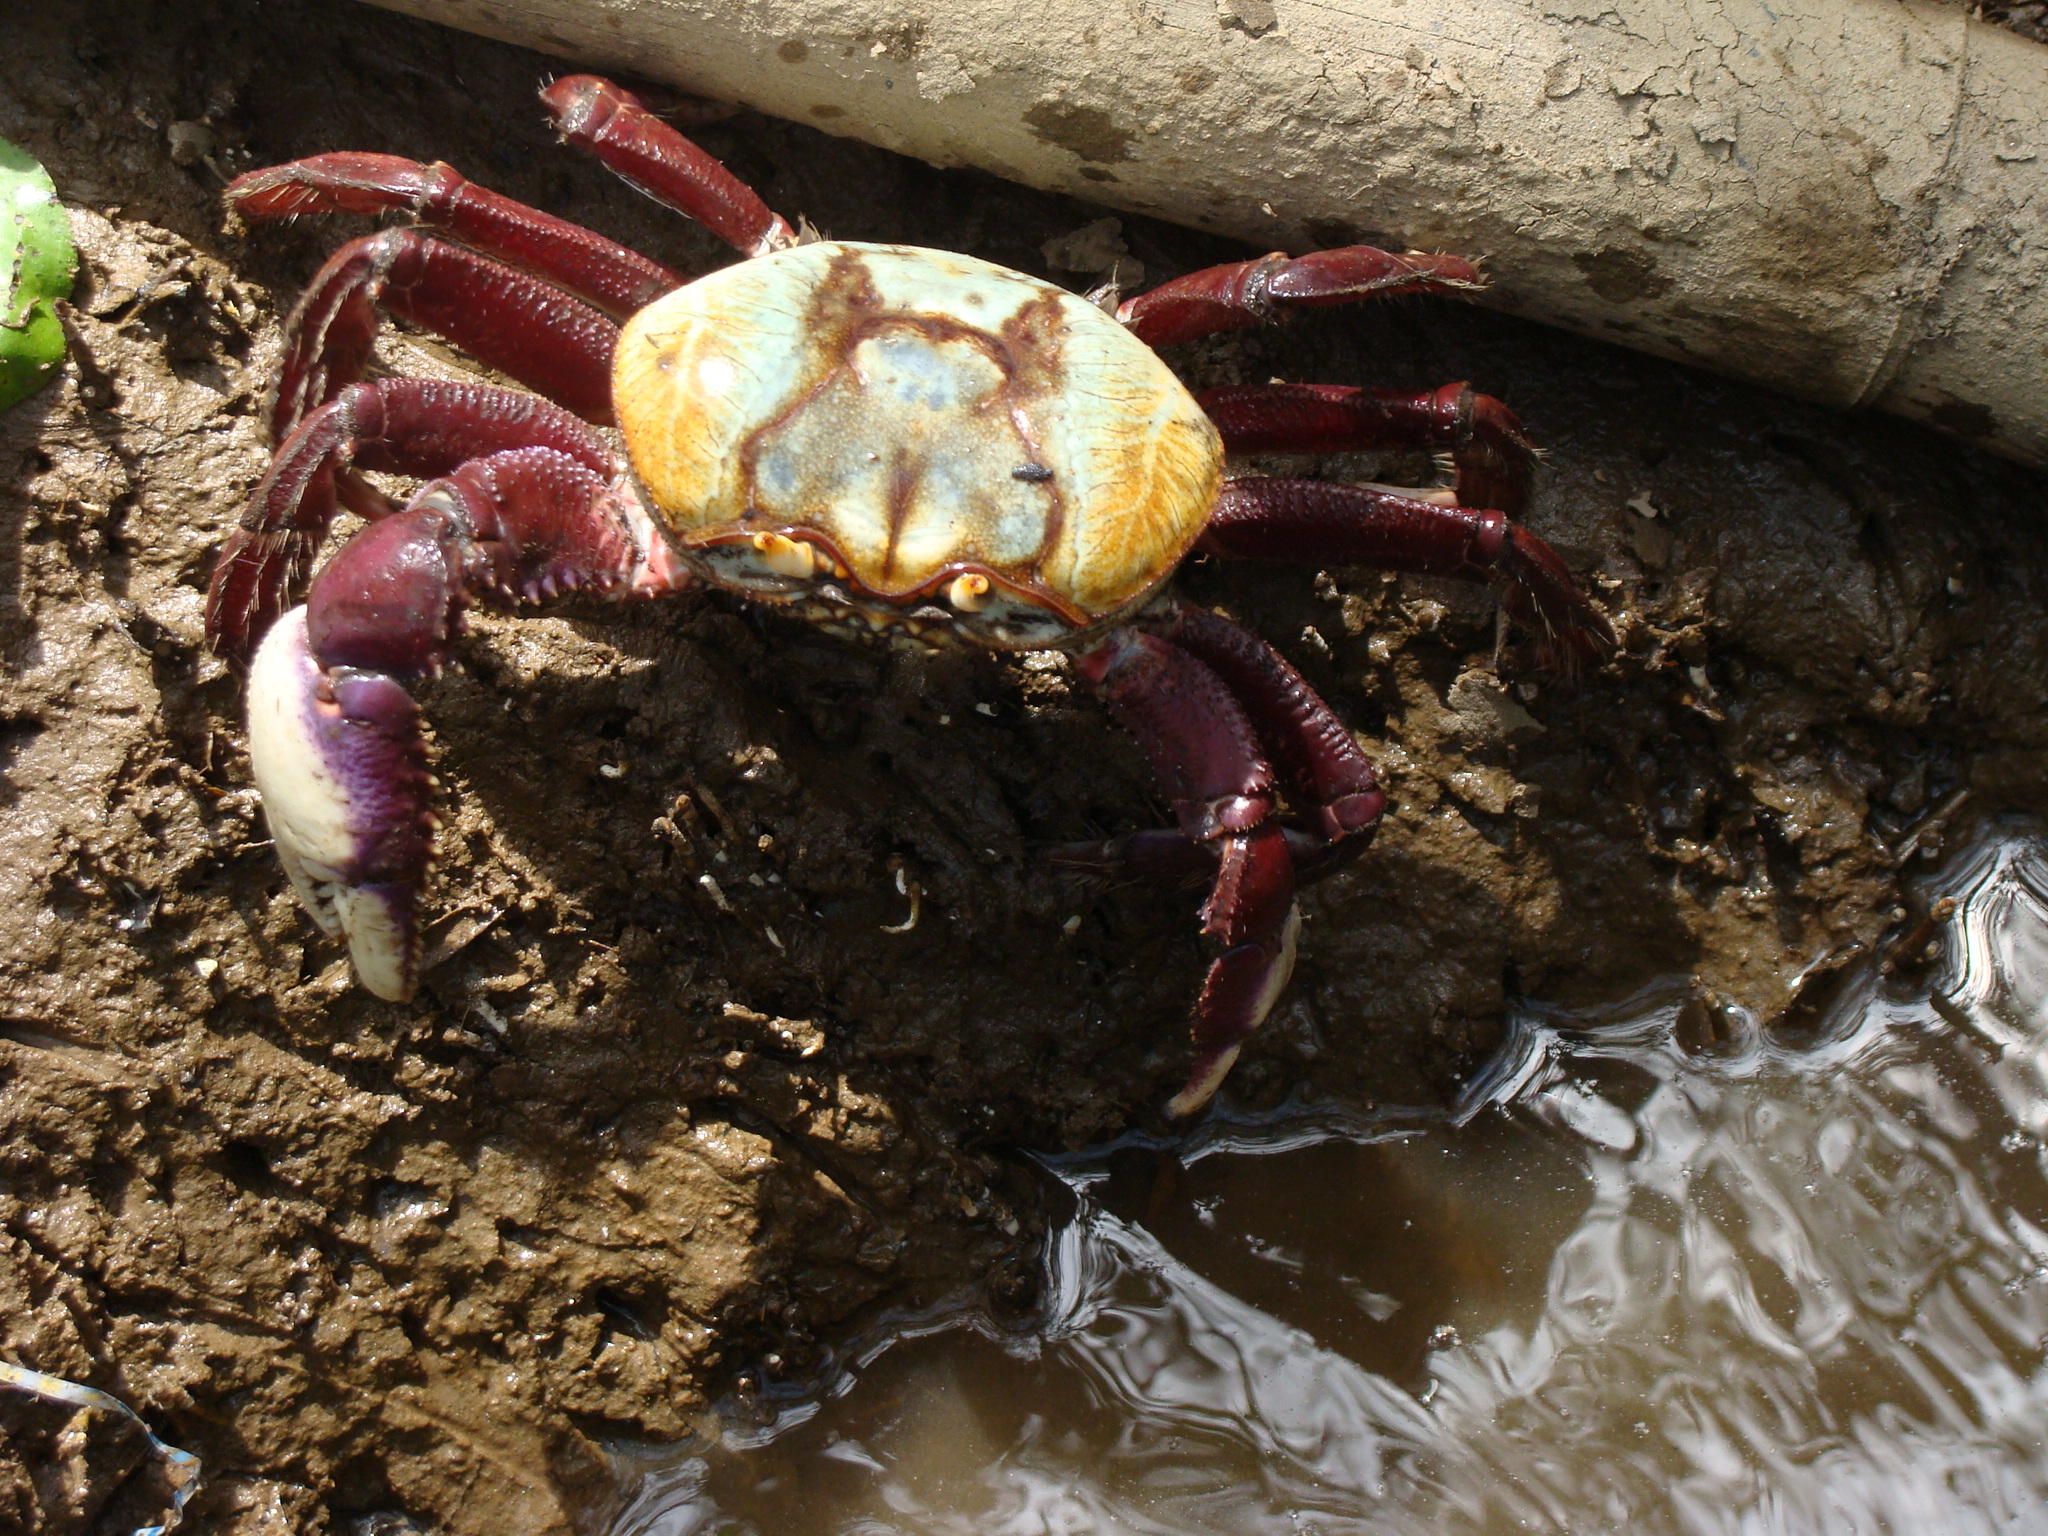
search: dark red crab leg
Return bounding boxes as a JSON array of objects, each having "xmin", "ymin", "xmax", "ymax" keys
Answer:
[
  {"xmin": 542, "ymin": 75, "xmax": 797, "ymax": 258},
  {"xmin": 1075, "ymin": 628, "xmax": 1300, "ymax": 1116},
  {"xmin": 1118, "ymin": 246, "xmax": 1483, "ymax": 350},
  {"xmin": 227, "ymin": 153, "xmax": 682, "ymax": 322},
  {"xmin": 248, "ymin": 447, "xmax": 688, "ymax": 1000},
  {"xmin": 1200, "ymin": 381, "xmax": 1537, "ymax": 515},
  {"xmin": 1052, "ymin": 824, "xmax": 1357, "ymax": 884},
  {"xmin": 206, "ymin": 378, "xmax": 615, "ymax": 660},
  {"xmin": 1053, "ymin": 607, "xmax": 1384, "ymax": 887},
  {"xmin": 266, "ymin": 229, "xmax": 621, "ymax": 444},
  {"xmin": 1203, "ymin": 478, "xmax": 1615, "ymax": 665},
  {"xmin": 1165, "ymin": 607, "xmax": 1385, "ymax": 840}
]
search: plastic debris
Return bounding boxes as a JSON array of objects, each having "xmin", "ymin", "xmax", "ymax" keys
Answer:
[{"xmin": 0, "ymin": 1358, "xmax": 202, "ymax": 1534}]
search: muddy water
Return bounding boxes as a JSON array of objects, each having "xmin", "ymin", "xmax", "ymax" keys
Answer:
[{"xmin": 610, "ymin": 828, "xmax": 2048, "ymax": 1534}]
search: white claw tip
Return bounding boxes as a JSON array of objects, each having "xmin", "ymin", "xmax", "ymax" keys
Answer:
[
  {"xmin": 246, "ymin": 606, "xmax": 426, "ymax": 1004},
  {"xmin": 1167, "ymin": 1045, "xmax": 1241, "ymax": 1119},
  {"xmin": 338, "ymin": 888, "xmax": 417, "ymax": 1001}
]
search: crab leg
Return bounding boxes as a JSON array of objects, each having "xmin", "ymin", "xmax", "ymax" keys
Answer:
[
  {"xmin": 1118, "ymin": 246, "xmax": 1483, "ymax": 350},
  {"xmin": 1051, "ymin": 824, "xmax": 1355, "ymax": 883},
  {"xmin": 267, "ymin": 229, "xmax": 621, "ymax": 444},
  {"xmin": 1164, "ymin": 607, "xmax": 1385, "ymax": 838},
  {"xmin": 543, "ymin": 76, "xmax": 797, "ymax": 258},
  {"xmin": 1203, "ymin": 478, "xmax": 1615, "ymax": 665},
  {"xmin": 1053, "ymin": 607, "xmax": 1383, "ymax": 885},
  {"xmin": 249, "ymin": 448, "xmax": 686, "ymax": 1000},
  {"xmin": 227, "ymin": 154, "xmax": 682, "ymax": 322},
  {"xmin": 1075, "ymin": 629, "xmax": 1301, "ymax": 1115},
  {"xmin": 208, "ymin": 379, "xmax": 614, "ymax": 661},
  {"xmin": 1199, "ymin": 381, "xmax": 1537, "ymax": 515}
]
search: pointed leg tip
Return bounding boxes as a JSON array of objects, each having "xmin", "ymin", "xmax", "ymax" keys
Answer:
[
  {"xmin": 1171, "ymin": 894, "xmax": 1301, "ymax": 1115},
  {"xmin": 1167, "ymin": 1045, "xmax": 1242, "ymax": 1118},
  {"xmin": 1499, "ymin": 526, "xmax": 1616, "ymax": 670}
]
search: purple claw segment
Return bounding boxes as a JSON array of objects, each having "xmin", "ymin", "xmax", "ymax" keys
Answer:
[
  {"xmin": 304, "ymin": 446, "xmax": 654, "ymax": 679},
  {"xmin": 247, "ymin": 608, "xmax": 434, "ymax": 1000},
  {"xmin": 1200, "ymin": 819, "xmax": 1295, "ymax": 947},
  {"xmin": 207, "ymin": 380, "xmax": 616, "ymax": 663},
  {"xmin": 1074, "ymin": 631, "xmax": 1313, "ymax": 1116},
  {"xmin": 305, "ymin": 506, "xmax": 466, "ymax": 679},
  {"xmin": 1173, "ymin": 923, "xmax": 1301, "ymax": 1119},
  {"xmin": 247, "ymin": 444, "xmax": 684, "ymax": 1001}
]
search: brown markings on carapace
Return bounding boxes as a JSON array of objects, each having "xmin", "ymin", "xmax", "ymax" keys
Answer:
[
  {"xmin": 733, "ymin": 245, "xmax": 888, "ymax": 517},
  {"xmin": 996, "ymin": 290, "xmax": 1070, "ymax": 585},
  {"xmin": 727, "ymin": 246, "xmax": 1082, "ymax": 607},
  {"xmin": 882, "ymin": 444, "xmax": 917, "ymax": 585}
]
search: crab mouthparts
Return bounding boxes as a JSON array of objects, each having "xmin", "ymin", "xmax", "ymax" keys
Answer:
[{"xmin": 687, "ymin": 528, "xmax": 1084, "ymax": 650}]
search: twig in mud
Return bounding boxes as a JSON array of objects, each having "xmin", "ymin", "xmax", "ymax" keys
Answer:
[{"xmin": 1893, "ymin": 788, "xmax": 1971, "ymax": 862}]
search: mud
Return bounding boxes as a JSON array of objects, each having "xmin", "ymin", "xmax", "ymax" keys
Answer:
[{"xmin": 1, "ymin": 2, "xmax": 2045, "ymax": 1532}]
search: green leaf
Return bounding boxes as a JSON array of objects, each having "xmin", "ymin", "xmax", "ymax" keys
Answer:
[{"xmin": 0, "ymin": 137, "xmax": 76, "ymax": 414}]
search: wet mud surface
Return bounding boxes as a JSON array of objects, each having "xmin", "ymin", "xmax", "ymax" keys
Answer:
[{"xmin": 1, "ymin": 2, "xmax": 2046, "ymax": 1531}]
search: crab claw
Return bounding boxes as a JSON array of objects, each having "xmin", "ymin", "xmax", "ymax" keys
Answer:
[{"xmin": 247, "ymin": 605, "xmax": 434, "ymax": 1000}]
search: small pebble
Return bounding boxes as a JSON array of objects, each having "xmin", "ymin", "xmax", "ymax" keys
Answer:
[{"xmin": 167, "ymin": 120, "xmax": 215, "ymax": 166}]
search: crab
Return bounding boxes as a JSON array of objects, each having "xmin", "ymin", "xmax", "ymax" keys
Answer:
[{"xmin": 205, "ymin": 75, "xmax": 1612, "ymax": 1116}]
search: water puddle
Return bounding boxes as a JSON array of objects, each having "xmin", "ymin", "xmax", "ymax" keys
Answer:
[{"xmin": 610, "ymin": 828, "xmax": 2048, "ymax": 1534}]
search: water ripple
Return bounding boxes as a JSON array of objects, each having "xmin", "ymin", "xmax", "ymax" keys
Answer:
[{"xmin": 612, "ymin": 829, "xmax": 2048, "ymax": 1536}]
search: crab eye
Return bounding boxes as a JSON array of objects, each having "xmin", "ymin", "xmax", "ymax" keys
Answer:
[
  {"xmin": 947, "ymin": 572, "xmax": 992, "ymax": 612},
  {"xmin": 752, "ymin": 531, "xmax": 818, "ymax": 578}
]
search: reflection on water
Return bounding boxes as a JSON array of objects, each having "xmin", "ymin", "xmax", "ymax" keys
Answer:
[{"xmin": 613, "ymin": 830, "xmax": 2048, "ymax": 1535}]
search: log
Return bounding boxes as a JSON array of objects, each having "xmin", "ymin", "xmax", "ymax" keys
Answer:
[{"xmin": 363, "ymin": 0, "xmax": 2048, "ymax": 467}]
